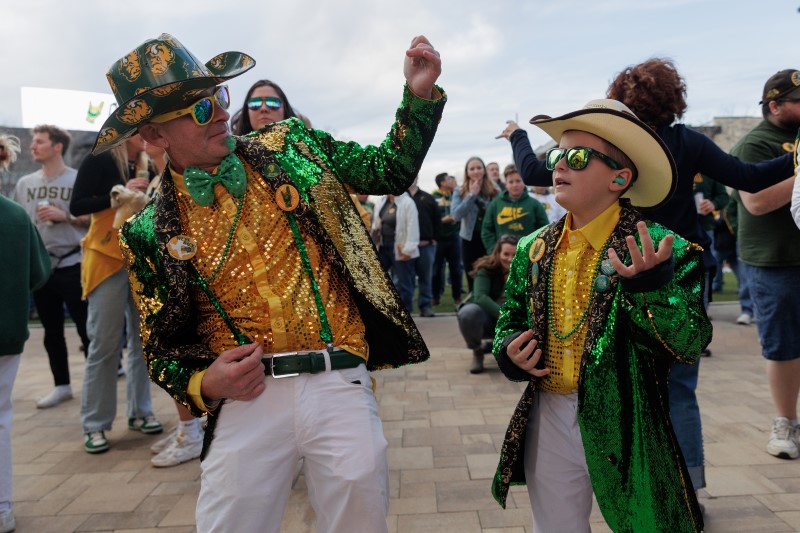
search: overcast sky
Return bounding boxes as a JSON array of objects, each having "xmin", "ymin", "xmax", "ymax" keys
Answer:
[{"xmin": 2, "ymin": 0, "xmax": 800, "ymax": 189}]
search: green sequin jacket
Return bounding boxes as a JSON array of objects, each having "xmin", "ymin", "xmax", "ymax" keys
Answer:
[
  {"xmin": 119, "ymin": 85, "xmax": 446, "ymax": 456},
  {"xmin": 492, "ymin": 202, "xmax": 711, "ymax": 533}
]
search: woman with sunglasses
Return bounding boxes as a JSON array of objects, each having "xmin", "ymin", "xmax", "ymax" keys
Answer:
[
  {"xmin": 231, "ymin": 79, "xmax": 298, "ymax": 135},
  {"xmin": 457, "ymin": 234, "xmax": 518, "ymax": 374},
  {"xmin": 451, "ymin": 156, "xmax": 498, "ymax": 292}
]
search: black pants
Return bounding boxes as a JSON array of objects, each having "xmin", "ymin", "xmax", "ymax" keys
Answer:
[
  {"xmin": 32, "ymin": 263, "xmax": 90, "ymax": 386},
  {"xmin": 461, "ymin": 237, "xmax": 486, "ymax": 293}
]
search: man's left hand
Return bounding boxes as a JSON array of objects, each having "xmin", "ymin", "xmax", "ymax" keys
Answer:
[
  {"xmin": 404, "ymin": 35, "xmax": 441, "ymax": 99},
  {"xmin": 607, "ymin": 221, "xmax": 674, "ymax": 278}
]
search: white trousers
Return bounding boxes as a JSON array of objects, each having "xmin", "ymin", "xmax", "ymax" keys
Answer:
[
  {"xmin": 196, "ymin": 364, "xmax": 389, "ymax": 533},
  {"xmin": 524, "ymin": 392, "xmax": 593, "ymax": 533},
  {"xmin": 0, "ymin": 354, "xmax": 21, "ymax": 506}
]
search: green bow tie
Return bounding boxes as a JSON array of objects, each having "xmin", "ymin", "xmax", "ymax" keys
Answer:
[{"xmin": 184, "ymin": 153, "xmax": 247, "ymax": 206}]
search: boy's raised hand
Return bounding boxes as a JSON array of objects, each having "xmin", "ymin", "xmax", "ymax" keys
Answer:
[
  {"xmin": 506, "ymin": 330, "xmax": 550, "ymax": 377},
  {"xmin": 607, "ymin": 221, "xmax": 673, "ymax": 278}
]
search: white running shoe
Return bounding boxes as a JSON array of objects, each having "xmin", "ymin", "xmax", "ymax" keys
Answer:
[
  {"xmin": 151, "ymin": 431, "xmax": 203, "ymax": 468},
  {"xmin": 36, "ymin": 385, "xmax": 73, "ymax": 409},
  {"xmin": 736, "ymin": 313, "xmax": 751, "ymax": 325},
  {"xmin": 150, "ymin": 426, "xmax": 178, "ymax": 454},
  {"xmin": 766, "ymin": 417, "xmax": 799, "ymax": 459},
  {"xmin": 0, "ymin": 507, "xmax": 15, "ymax": 533}
]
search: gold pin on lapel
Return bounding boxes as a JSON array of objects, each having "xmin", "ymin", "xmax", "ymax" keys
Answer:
[
  {"xmin": 166, "ymin": 235, "xmax": 198, "ymax": 260},
  {"xmin": 529, "ymin": 238, "xmax": 545, "ymax": 263},
  {"xmin": 275, "ymin": 183, "xmax": 300, "ymax": 212}
]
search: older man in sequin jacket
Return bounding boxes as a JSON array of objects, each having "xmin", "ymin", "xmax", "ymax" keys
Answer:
[{"xmin": 92, "ymin": 33, "xmax": 445, "ymax": 532}]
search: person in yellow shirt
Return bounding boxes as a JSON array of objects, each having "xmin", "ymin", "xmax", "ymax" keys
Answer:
[
  {"xmin": 95, "ymin": 33, "xmax": 445, "ymax": 532},
  {"xmin": 491, "ymin": 99, "xmax": 711, "ymax": 532}
]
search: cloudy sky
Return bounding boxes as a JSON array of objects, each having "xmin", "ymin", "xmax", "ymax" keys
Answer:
[{"xmin": 2, "ymin": 0, "xmax": 799, "ymax": 189}]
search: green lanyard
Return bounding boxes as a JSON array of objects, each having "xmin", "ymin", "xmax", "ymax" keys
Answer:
[{"xmin": 285, "ymin": 211, "xmax": 334, "ymax": 345}]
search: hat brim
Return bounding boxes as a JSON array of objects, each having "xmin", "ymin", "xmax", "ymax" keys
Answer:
[
  {"xmin": 530, "ymin": 108, "xmax": 677, "ymax": 209},
  {"xmin": 92, "ymin": 51, "xmax": 255, "ymax": 155}
]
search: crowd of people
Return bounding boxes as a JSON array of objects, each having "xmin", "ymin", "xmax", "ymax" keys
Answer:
[{"xmin": 0, "ymin": 31, "xmax": 798, "ymax": 533}]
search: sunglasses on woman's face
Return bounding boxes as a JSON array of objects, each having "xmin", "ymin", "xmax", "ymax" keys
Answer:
[
  {"xmin": 151, "ymin": 85, "xmax": 230, "ymax": 126},
  {"xmin": 246, "ymin": 96, "xmax": 282, "ymax": 111},
  {"xmin": 545, "ymin": 146, "xmax": 622, "ymax": 171}
]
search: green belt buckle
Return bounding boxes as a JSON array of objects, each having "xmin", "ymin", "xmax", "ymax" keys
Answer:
[{"xmin": 270, "ymin": 352, "xmax": 300, "ymax": 378}]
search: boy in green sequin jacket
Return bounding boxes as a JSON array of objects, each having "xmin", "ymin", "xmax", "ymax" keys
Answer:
[{"xmin": 492, "ymin": 99, "xmax": 711, "ymax": 532}]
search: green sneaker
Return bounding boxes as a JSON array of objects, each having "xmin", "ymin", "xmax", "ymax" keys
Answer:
[
  {"xmin": 84, "ymin": 431, "xmax": 110, "ymax": 454},
  {"xmin": 128, "ymin": 416, "xmax": 164, "ymax": 435}
]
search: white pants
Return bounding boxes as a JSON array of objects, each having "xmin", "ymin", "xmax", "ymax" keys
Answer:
[
  {"xmin": 524, "ymin": 392, "xmax": 593, "ymax": 533},
  {"xmin": 197, "ymin": 364, "xmax": 389, "ymax": 533},
  {"xmin": 0, "ymin": 354, "xmax": 21, "ymax": 506}
]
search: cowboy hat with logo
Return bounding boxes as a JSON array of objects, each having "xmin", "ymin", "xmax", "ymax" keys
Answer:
[
  {"xmin": 530, "ymin": 99, "xmax": 677, "ymax": 209},
  {"xmin": 92, "ymin": 33, "xmax": 255, "ymax": 154}
]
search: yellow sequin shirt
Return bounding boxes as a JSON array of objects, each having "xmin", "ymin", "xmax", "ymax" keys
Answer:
[{"xmin": 539, "ymin": 202, "xmax": 620, "ymax": 394}]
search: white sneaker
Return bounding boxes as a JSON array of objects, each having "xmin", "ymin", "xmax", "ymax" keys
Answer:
[
  {"xmin": 0, "ymin": 507, "xmax": 15, "ymax": 533},
  {"xmin": 736, "ymin": 313, "xmax": 751, "ymax": 325},
  {"xmin": 36, "ymin": 385, "xmax": 73, "ymax": 409},
  {"xmin": 151, "ymin": 431, "xmax": 203, "ymax": 468},
  {"xmin": 150, "ymin": 426, "xmax": 178, "ymax": 454},
  {"xmin": 766, "ymin": 417, "xmax": 799, "ymax": 459}
]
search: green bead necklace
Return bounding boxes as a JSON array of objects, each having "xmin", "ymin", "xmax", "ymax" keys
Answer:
[
  {"xmin": 189, "ymin": 191, "xmax": 246, "ymax": 286},
  {"xmin": 546, "ymin": 236, "xmax": 613, "ymax": 340}
]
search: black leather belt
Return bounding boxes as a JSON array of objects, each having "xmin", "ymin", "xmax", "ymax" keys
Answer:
[{"xmin": 262, "ymin": 349, "xmax": 363, "ymax": 378}]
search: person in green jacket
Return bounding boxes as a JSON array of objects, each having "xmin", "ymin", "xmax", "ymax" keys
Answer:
[
  {"xmin": 0, "ymin": 194, "xmax": 51, "ymax": 533},
  {"xmin": 492, "ymin": 99, "xmax": 710, "ymax": 532},
  {"xmin": 481, "ymin": 164, "xmax": 548, "ymax": 251},
  {"xmin": 456, "ymin": 234, "xmax": 518, "ymax": 374},
  {"xmin": 693, "ymin": 173, "xmax": 729, "ymax": 294}
]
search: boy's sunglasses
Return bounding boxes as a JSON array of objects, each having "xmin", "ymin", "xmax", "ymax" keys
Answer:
[
  {"xmin": 246, "ymin": 96, "xmax": 282, "ymax": 111},
  {"xmin": 151, "ymin": 85, "xmax": 230, "ymax": 126},
  {"xmin": 545, "ymin": 146, "xmax": 623, "ymax": 171}
]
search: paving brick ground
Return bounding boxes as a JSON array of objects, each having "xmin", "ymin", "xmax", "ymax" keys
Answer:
[{"xmin": 8, "ymin": 302, "xmax": 800, "ymax": 532}]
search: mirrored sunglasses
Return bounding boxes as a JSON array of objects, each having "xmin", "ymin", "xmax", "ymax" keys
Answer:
[
  {"xmin": 545, "ymin": 146, "xmax": 622, "ymax": 171},
  {"xmin": 246, "ymin": 96, "xmax": 282, "ymax": 111},
  {"xmin": 152, "ymin": 85, "xmax": 230, "ymax": 126}
]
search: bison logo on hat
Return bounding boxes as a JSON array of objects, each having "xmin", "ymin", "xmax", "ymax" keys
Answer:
[
  {"xmin": 146, "ymin": 43, "xmax": 175, "ymax": 76},
  {"xmin": 118, "ymin": 51, "xmax": 142, "ymax": 82},
  {"xmin": 152, "ymin": 82, "xmax": 181, "ymax": 97},
  {"xmin": 96, "ymin": 127, "xmax": 119, "ymax": 147},
  {"xmin": 208, "ymin": 54, "xmax": 227, "ymax": 71},
  {"xmin": 118, "ymin": 99, "xmax": 153, "ymax": 125},
  {"xmin": 183, "ymin": 60, "xmax": 205, "ymax": 79}
]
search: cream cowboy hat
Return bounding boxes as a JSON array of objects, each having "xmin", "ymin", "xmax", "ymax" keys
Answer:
[
  {"xmin": 530, "ymin": 99, "xmax": 677, "ymax": 209},
  {"xmin": 92, "ymin": 33, "xmax": 255, "ymax": 154}
]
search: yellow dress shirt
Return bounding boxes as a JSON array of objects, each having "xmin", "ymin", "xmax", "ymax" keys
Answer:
[{"xmin": 538, "ymin": 202, "xmax": 621, "ymax": 394}]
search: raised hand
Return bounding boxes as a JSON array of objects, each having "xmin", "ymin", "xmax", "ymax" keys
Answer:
[
  {"xmin": 607, "ymin": 221, "xmax": 674, "ymax": 278},
  {"xmin": 403, "ymin": 35, "xmax": 441, "ymax": 100},
  {"xmin": 495, "ymin": 120, "xmax": 520, "ymax": 140}
]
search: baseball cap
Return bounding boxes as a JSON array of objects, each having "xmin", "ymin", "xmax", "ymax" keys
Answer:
[{"xmin": 760, "ymin": 69, "xmax": 800, "ymax": 104}]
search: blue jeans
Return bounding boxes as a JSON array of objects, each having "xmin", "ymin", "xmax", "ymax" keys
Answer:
[
  {"xmin": 669, "ymin": 359, "xmax": 704, "ymax": 489},
  {"xmin": 81, "ymin": 269, "xmax": 154, "ymax": 432},
  {"xmin": 432, "ymin": 237, "xmax": 462, "ymax": 301},
  {"xmin": 737, "ymin": 244, "xmax": 754, "ymax": 318},
  {"xmin": 393, "ymin": 244, "xmax": 436, "ymax": 312}
]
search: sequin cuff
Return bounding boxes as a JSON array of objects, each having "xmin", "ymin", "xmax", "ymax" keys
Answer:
[
  {"xmin": 404, "ymin": 83, "xmax": 447, "ymax": 114},
  {"xmin": 620, "ymin": 256, "xmax": 674, "ymax": 293},
  {"xmin": 496, "ymin": 331, "xmax": 538, "ymax": 382}
]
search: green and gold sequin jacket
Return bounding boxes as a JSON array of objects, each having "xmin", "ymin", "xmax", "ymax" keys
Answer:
[
  {"xmin": 492, "ymin": 201, "xmax": 711, "ymax": 533},
  {"xmin": 119, "ymin": 85, "xmax": 446, "ymax": 455}
]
